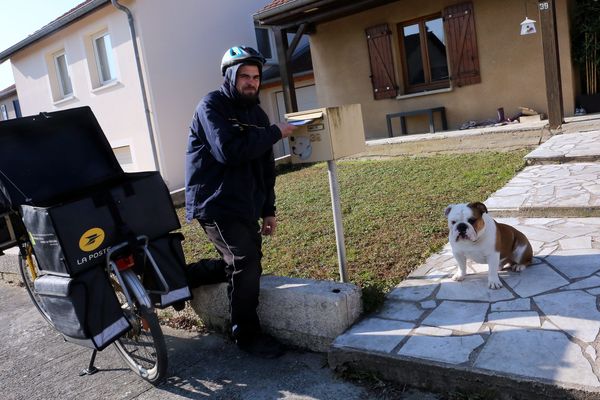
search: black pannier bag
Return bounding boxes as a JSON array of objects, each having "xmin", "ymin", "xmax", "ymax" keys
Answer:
[
  {"xmin": 33, "ymin": 266, "xmax": 130, "ymax": 350},
  {"xmin": 21, "ymin": 171, "xmax": 180, "ymax": 276},
  {"xmin": 144, "ymin": 233, "xmax": 192, "ymax": 308}
]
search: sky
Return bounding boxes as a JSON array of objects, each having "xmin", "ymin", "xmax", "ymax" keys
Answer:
[{"xmin": 0, "ymin": 0, "xmax": 83, "ymax": 90}]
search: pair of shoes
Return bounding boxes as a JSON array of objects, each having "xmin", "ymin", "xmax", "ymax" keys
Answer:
[{"xmin": 236, "ymin": 333, "xmax": 286, "ymax": 359}]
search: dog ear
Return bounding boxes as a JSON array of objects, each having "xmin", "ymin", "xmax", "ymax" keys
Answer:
[
  {"xmin": 470, "ymin": 202, "xmax": 488, "ymax": 214},
  {"xmin": 444, "ymin": 205, "xmax": 452, "ymax": 217}
]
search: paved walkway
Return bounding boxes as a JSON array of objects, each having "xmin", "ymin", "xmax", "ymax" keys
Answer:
[{"xmin": 329, "ymin": 119, "xmax": 600, "ymax": 399}]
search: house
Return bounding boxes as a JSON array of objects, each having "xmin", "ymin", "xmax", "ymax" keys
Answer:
[
  {"xmin": 0, "ymin": 0, "xmax": 292, "ymax": 192},
  {"xmin": 258, "ymin": 35, "xmax": 317, "ymax": 158},
  {"xmin": 0, "ymin": 85, "xmax": 22, "ymax": 121},
  {"xmin": 254, "ymin": 0, "xmax": 577, "ymax": 139}
]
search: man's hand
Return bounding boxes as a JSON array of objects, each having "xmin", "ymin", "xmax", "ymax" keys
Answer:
[
  {"xmin": 262, "ymin": 216, "xmax": 277, "ymax": 236},
  {"xmin": 275, "ymin": 122, "xmax": 296, "ymax": 139}
]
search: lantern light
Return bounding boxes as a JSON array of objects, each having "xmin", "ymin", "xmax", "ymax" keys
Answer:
[{"xmin": 520, "ymin": 17, "xmax": 537, "ymax": 35}]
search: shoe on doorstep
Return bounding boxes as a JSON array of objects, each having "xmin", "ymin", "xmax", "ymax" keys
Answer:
[{"xmin": 236, "ymin": 333, "xmax": 286, "ymax": 359}]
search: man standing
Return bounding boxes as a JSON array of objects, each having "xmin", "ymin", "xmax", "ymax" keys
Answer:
[{"xmin": 185, "ymin": 46, "xmax": 295, "ymax": 358}]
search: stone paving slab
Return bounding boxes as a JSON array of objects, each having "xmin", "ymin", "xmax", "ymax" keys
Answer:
[
  {"xmin": 485, "ymin": 163, "xmax": 600, "ymax": 217},
  {"xmin": 329, "ymin": 217, "xmax": 600, "ymax": 399},
  {"xmin": 525, "ymin": 130, "xmax": 600, "ymax": 164}
]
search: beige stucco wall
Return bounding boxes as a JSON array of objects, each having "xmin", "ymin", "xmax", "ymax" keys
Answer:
[
  {"xmin": 310, "ymin": 0, "xmax": 575, "ymax": 139},
  {"xmin": 10, "ymin": 3, "xmax": 155, "ymax": 173}
]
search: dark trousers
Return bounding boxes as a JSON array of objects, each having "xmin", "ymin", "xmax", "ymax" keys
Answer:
[{"xmin": 186, "ymin": 218, "xmax": 263, "ymax": 341}]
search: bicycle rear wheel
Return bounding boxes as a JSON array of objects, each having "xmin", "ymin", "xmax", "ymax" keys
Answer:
[
  {"xmin": 18, "ymin": 245, "xmax": 53, "ymax": 326},
  {"xmin": 112, "ymin": 270, "xmax": 168, "ymax": 383}
]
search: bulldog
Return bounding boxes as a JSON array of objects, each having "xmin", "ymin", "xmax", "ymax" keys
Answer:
[{"xmin": 445, "ymin": 202, "xmax": 533, "ymax": 289}]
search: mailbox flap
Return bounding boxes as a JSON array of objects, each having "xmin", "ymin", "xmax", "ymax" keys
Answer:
[{"xmin": 286, "ymin": 111, "xmax": 323, "ymax": 121}]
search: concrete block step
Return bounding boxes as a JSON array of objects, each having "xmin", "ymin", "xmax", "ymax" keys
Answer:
[
  {"xmin": 485, "ymin": 163, "xmax": 600, "ymax": 218},
  {"xmin": 524, "ymin": 130, "xmax": 600, "ymax": 165},
  {"xmin": 190, "ymin": 275, "xmax": 362, "ymax": 352}
]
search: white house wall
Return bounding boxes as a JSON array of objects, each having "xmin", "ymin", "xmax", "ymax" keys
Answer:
[
  {"xmin": 9, "ymin": 0, "xmax": 273, "ymax": 190},
  {"xmin": 10, "ymin": 4, "xmax": 155, "ymax": 173},
  {"xmin": 129, "ymin": 0, "xmax": 275, "ymax": 190}
]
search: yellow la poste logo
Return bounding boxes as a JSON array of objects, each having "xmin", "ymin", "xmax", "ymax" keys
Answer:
[{"xmin": 79, "ymin": 227, "xmax": 105, "ymax": 252}]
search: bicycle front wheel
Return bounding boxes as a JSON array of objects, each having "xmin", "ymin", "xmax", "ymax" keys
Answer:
[
  {"xmin": 112, "ymin": 270, "xmax": 168, "ymax": 383},
  {"xmin": 18, "ymin": 246, "xmax": 53, "ymax": 326}
]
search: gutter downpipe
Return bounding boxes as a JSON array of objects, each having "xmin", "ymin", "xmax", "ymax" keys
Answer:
[{"xmin": 111, "ymin": 0, "xmax": 161, "ymax": 172}]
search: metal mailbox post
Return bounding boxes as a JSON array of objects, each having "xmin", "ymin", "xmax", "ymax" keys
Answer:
[{"xmin": 285, "ymin": 104, "xmax": 365, "ymax": 282}]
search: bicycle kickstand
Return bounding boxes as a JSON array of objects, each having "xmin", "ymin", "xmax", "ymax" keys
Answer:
[{"xmin": 79, "ymin": 350, "xmax": 99, "ymax": 376}]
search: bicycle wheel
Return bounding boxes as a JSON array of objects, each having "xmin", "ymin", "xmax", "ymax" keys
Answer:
[
  {"xmin": 112, "ymin": 270, "xmax": 168, "ymax": 383},
  {"xmin": 18, "ymin": 246, "xmax": 53, "ymax": 326}
]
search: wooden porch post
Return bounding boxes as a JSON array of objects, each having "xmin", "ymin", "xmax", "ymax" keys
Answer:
[
  {"xmin": 273, "ymin": 27, "xmax": 298, "ymax": 113},
  {"xmin": 538, "ymin": 0, "xmax": 564, "ymax": 129}
]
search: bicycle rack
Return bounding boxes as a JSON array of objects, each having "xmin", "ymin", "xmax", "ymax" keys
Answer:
[{"xmin": 79, "ymin": 235, "xmax": 170, "ymax": 377}]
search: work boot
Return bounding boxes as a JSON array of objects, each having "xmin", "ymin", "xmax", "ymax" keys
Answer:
[
  {"xmin": 185, "ymin": 259, "xmax": 227, "ymax": 288},
  {"xmin": 171, "ymin": 300, "xmax": 186, "ymax": 311},
  {"xmin": 236, "ymin": 333, "xmax": 286, "ymax": 359}
]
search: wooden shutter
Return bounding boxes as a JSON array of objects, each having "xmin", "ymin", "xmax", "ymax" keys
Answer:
[
  {"xmin": 443, "ymin": 2, "xmax": 481, "ymax": 87},
  {"xmin": 366, "ymin": 24, "xmax": 398, "ymax": 100}
]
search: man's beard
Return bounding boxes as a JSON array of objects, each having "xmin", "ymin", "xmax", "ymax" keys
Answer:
[{"xmin": 238, "ymin": 89, "xmax": 259, "ymax": 104}]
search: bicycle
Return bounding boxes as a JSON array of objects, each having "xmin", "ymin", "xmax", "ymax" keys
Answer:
[
  {"xmin": 0, "ymin": 107, "xmax": 190, "ymax": 384},
  {"xmin": 12, "ymin": 215, "xmax": 169, "ymax": 383}
]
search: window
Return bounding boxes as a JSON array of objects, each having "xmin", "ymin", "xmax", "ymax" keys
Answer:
[
  {"xmin": 113, "ymin": 144, "xmax": 133, "ymax": 166},
  {"xmin": 0, "ymin": 104, "xmax": 7, "ymax": 120},
  {"xmin": 93, "ymin": 32, "xmax": 117, "ymax": 84},
  {"xmin": 398, "ymin": 14, "xmax": 449, "ymax": 93},
  {"xmin": 53, "ymin": 51, "xmax": 73, "ymax": 98},
  {"xmin": 12, "ymin": 100, "xmax": 21, "ymax": 118},
  {"xmin": 254, "ymin": 27, "xmax": 309, "ymax": 63},
  {"xmin": 365, "ymin": 2, "xmax": 480, "ymax": 99},
  {"xmin": 255, "ymin": 27, "xmax": 273, "ymax": 59}
]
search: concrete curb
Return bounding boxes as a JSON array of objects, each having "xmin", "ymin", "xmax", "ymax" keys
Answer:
[
  {"xmin": 190, "ymin": 275, "xmax": 363, "ymax": 353},
  {"xmin": 327, "ymin": 347, "xmax": 596, "ymax": 400}
]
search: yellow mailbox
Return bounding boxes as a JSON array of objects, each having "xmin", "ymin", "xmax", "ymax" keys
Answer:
[{"xmin": 285, "ymin": 104, "xmax": 365, "ymax": 164}]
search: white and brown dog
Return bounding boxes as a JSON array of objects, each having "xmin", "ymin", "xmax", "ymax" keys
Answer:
[{"xmin": 445, "ymin": 202, "xmax": 533, "ymax": 289}]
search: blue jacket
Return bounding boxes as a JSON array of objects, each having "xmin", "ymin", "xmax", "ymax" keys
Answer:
[{"xmin": 185, "ymin": 64, "xmax": 283, "ymax": 222}]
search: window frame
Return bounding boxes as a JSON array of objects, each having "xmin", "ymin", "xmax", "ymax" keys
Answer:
[
  {"xmin": 255, "ymin": 27, "xmax": 275, "ymax": 62},
  {"xmin": 0, "ymin": 104, "xmax": 8, "ymax": 120},
  {"xmin": 12, "ymin": 99, "xmax": 21, "ymax": 118},
  {"xmin": 92, "ymin": 31, "xmax": 117, "ymax": 85},
  {"xmin": 397, "ymin": 13, "xmax": 450, "ymax": 94},
  {"xmin": 53, "ymin": 50, "xmax": 73, "ymax": 99}
]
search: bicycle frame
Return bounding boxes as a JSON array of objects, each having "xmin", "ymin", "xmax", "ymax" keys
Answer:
[{"xmin": 107, "ymin": 235, "xmax": 170, "ymax": 311}]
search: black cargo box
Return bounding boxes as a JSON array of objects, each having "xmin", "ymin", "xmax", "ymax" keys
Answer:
[
  {"xmin": 0, "ymin": 107, "xmax": 123, "ymax": 207},
  {"xmin": 21, "ymin": 171, "xmax": 180, "ymax": 275}
]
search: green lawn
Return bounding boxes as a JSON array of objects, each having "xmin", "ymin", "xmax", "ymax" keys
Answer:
[{"xmin": 178, "ymin": 150, "xmax": 528, "ymax": 312}]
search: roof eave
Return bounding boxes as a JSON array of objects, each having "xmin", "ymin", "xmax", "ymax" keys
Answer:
[
  {"xmin": 0, "ymin": 0, "xmax": 110, "ymax": 63},
  {"xmin": 254, "ymin": 0, "xmax": 401, "ymax": 30}
]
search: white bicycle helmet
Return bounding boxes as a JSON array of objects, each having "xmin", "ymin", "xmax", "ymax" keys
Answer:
[{"xmin": 221, "ymin": 46, "xmax": 266, "ymax": 76}]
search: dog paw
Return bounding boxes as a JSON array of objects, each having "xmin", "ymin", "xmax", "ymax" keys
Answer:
[
  {"xmin": 452, "ymin": 272, "xmax": 465, "ymax": 281},
  {"xmin": 488, "ymin": 279, "xmax": 503, "ymax": 289},
  {"xmin": 512, "ymin": 264, "xmax": 526, "ymax": 272}
]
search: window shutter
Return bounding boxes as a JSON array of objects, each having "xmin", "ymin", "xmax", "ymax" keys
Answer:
[
  {"xmin": 443, "ymin": 2, "xmax": 481, "ymax": 87},
  {"xmin": 366, "ymin": 24, "xmax": 398, "ymax": 100}
]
